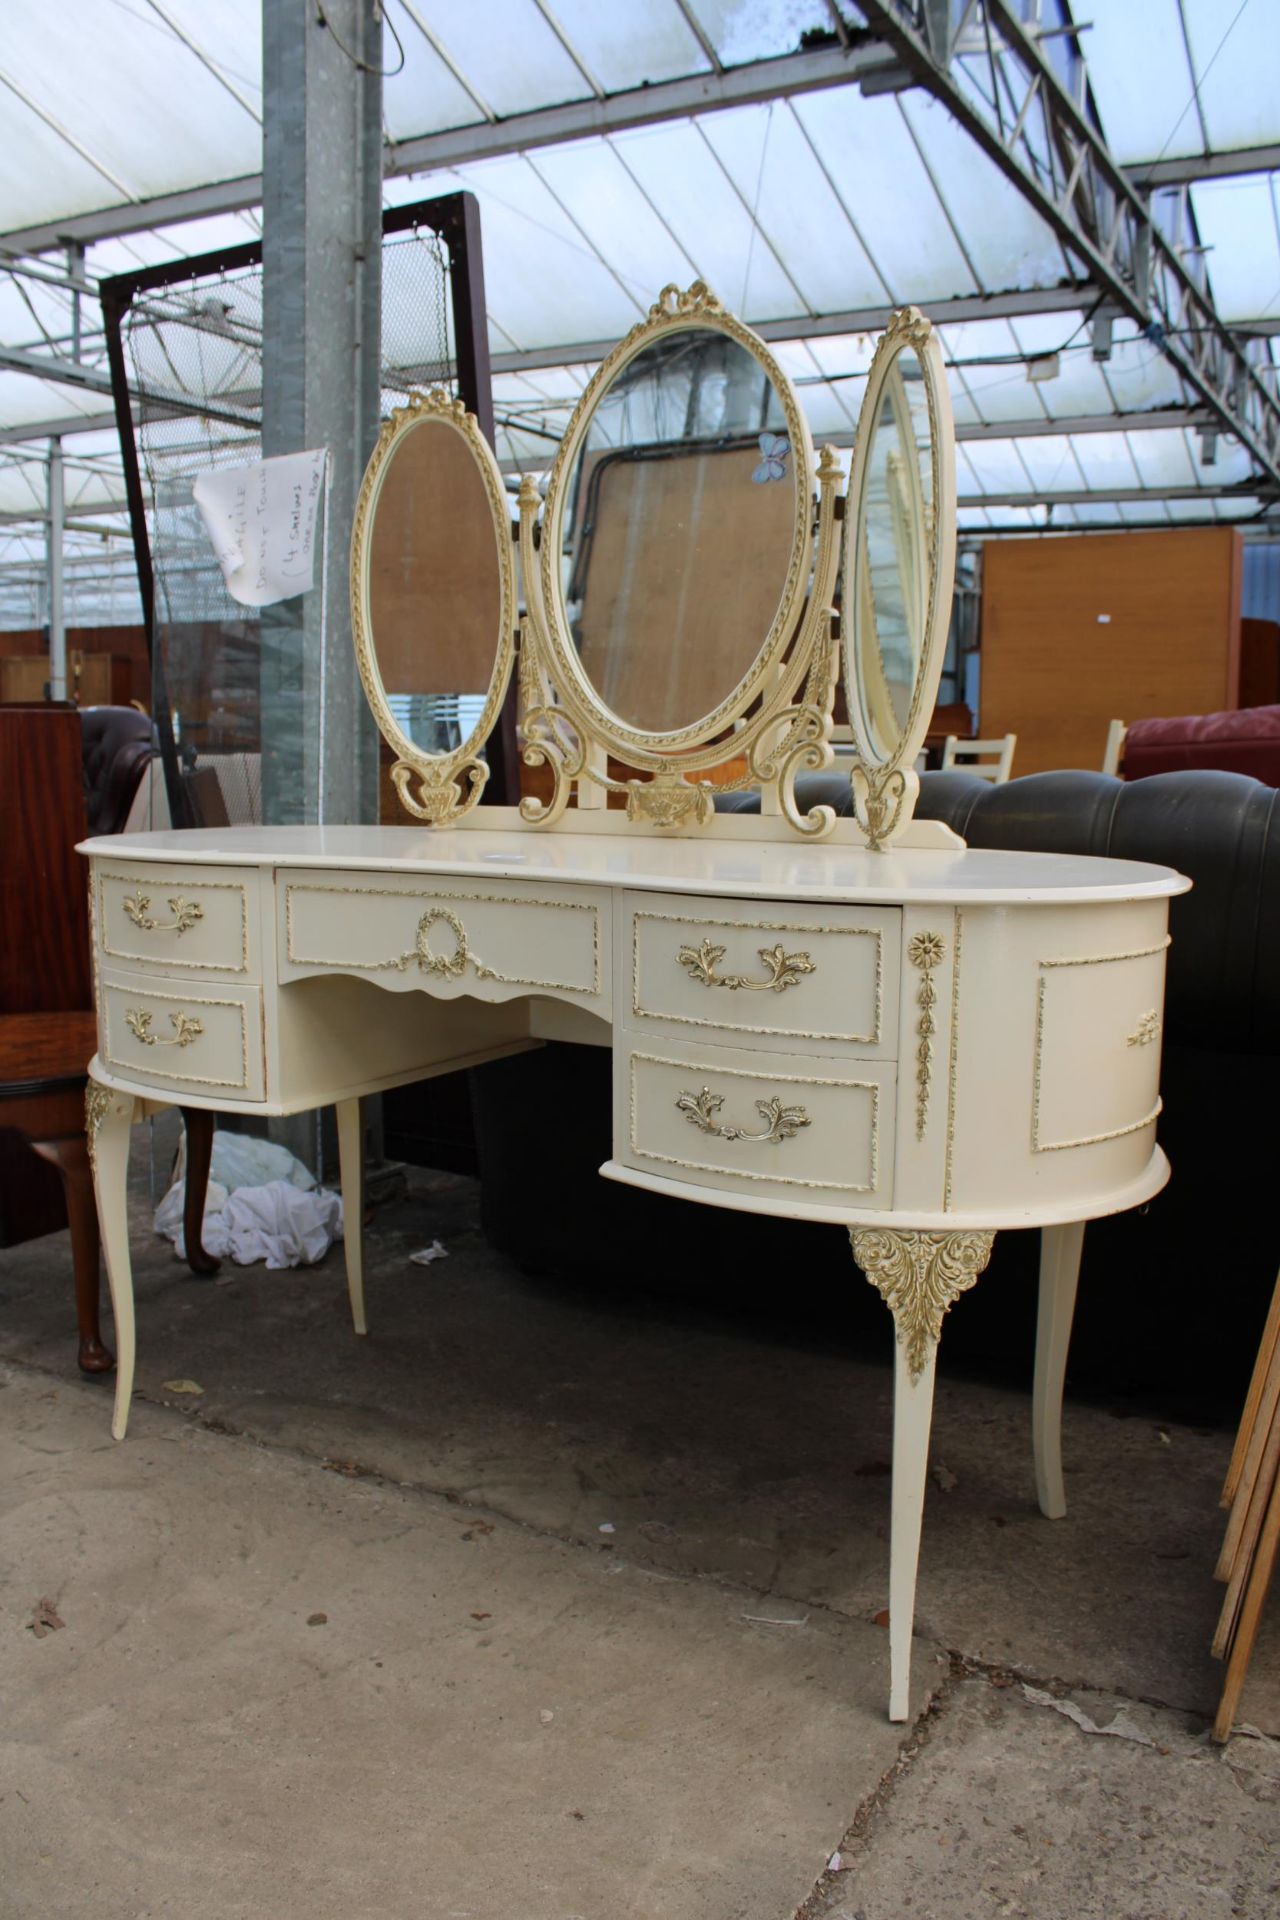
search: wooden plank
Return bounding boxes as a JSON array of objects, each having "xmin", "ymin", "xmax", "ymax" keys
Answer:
[
  {"xmin": 1213, "ymin": 1408, "xmax": 1280, "ymax": 1658},
  {"xmin": 1223, "ymin": 1274, "xmax": 1280, "ymax": 1511},
  {"xmin": 1215, "ymin": 1326, "xmax": 1280, "ymax": 1583},
  {"xmin": 1213, "ymin": 1466, "xmax": 1280, "ymax": 1741}
]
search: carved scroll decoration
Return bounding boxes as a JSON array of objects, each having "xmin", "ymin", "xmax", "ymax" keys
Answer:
[{"xmin": 851, "ymin": 1228, "xmax": 996, "ymax": 1383}]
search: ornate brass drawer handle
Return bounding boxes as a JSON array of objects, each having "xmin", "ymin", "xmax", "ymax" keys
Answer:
[
  {"xmin": 124, "ymin": 1009, "xmax": 204, "ymax": 1048},
  {"xmin": 676, "ymin": 1085, "xmax": 812, "ymax": 1145},
  {"xmin": 122, "ymin": 890, "xmax": 204, "ymax": 936},
  {"xmin": 677, "ymin": 938, "xmax": 816, "ymax": 993}
]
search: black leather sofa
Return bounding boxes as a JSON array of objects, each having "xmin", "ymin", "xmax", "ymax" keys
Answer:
[{"xmin": 472, "ymin": 769, "xmax": 1280, "ymax": 1421}]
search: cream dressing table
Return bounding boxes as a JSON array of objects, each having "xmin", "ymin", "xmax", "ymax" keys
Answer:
[{"xmin": 82, "ymin": 289, "xmax": 1187, "ymax": 1722}]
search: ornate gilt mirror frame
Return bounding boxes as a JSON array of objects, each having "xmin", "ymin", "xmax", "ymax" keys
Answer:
[
  {"xmin": 351, "ymin": 389, "xmax": 516, "ymax": 824},
  {"xmin": 842, "ymin": 308, "xmax": 957, "ymax": 852},
  {"xmin": 517, "ymin": 283, "xmax": 843, "ymax": 836}
]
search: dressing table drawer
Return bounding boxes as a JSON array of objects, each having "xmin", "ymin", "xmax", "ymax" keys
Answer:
[
  {"xmin": 278, "ymin": 874, "xmax": 608, "ymax": 1010},
  {"xmin": 618, "ymin": 1038, "xmax": 894, "ymax": 1212},
  {"xmin": 98, "ymin": 967, "xmax": 265, "ymax": 1100},
  {"xmin": 626, "ymin": 893, "xmax": 899, "ymax": 1059},
  {"xmin": 94, "ymin": 864, "xmax": 257, "ymax": 979}
]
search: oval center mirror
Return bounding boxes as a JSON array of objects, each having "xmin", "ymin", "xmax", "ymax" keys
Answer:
[
  {"xmin": 353, "ymin": 391, "xmax": 514, "ymax": 822},
  {"xmin": 555, "ymin": 321, "xmax": 802, "ymax": 739},
  {"xmin": 843, "ymin": 309, "xmax": 955, "ymax": 784}
]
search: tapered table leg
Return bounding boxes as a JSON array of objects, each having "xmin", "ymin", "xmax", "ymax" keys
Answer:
[
  {"xmin": 852, "ymin": 1227, "xmax": 996, "ymax": 1722},
  {"xmin": 178, "ymin": 1106, "xmax": 220, "ymax": 1276},
  {"xmin": 30, "ymin": 1132, "xmax": 113, "ymax": 1374},
  {"xmin": 85, "ymin": 1081, "xmax": 137, "ymax": 1440},
  {"xmin": 1033, "ymin": 1221, "xmax": 1085, "ymax": 1520},
  {"xmin": 335, "ymin": 1096, "xmax": 366, "ymax": 1336}
]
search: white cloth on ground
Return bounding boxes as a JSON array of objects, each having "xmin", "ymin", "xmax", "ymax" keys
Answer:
[{"xmin": 154, "ymin": 1129, "xmax": 343, "ymax": 1269}]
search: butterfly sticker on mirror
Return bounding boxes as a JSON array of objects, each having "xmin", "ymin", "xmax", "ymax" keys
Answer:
[{"xmin": 752, "ymin": 432, "xmax": 790, "ymax": 484}]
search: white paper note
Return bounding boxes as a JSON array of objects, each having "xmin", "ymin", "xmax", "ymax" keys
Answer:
[{"xmin": 193, "ymin": 448, "xmax": 328, "ymax": 608}]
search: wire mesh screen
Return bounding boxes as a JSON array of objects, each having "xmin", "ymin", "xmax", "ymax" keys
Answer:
[{"xmin": 120, "ymin": 227, "xmax": 452, "ymax": 827}]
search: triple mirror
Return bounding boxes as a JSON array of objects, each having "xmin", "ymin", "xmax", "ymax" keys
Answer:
[{"xmin": 351, "ymin": 289, "xmax": 955, "ymax": 848}]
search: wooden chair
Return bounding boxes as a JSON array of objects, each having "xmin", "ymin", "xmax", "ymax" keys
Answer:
[
  {"xmin": 940, "ymin": 732, "xmax": 1017, "ymax": 782},
  {"xmin": 1101, "ymin": 718, "xmax": 1127, "ymax": 778},
  {"xmin": 0, "ymin": 705, "xmax": 214, "ymax": 1374}
]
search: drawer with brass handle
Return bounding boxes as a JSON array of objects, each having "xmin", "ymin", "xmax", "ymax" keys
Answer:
[
  {"xmin": 94, "ymin": 863, "xmax": 258, "ymax": 978},
  {"xmin": 617, "ymin": 1037, "xmax": 894, "ymax": 1212},
  {"xmin": 99, "ymin": 967, "xmax": 264, "ymax": 1099},
  {"xmin": 626, "ymin": 891, "xmax": 899, "ymax": 1058}
]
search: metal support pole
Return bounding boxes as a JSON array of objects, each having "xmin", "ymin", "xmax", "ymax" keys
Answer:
[
  {"xmin": 47, "ymin": 436, "xmax": 66, "ymax": 700},
  {"xmin": 260, "ymin": 0, "xmax": 382, "ymax": 826}
]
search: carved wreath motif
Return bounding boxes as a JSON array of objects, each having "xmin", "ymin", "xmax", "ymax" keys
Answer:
[
  {"xmin": 675, "ymin": 1085, "xmax": 811, "ymax": 1145},
  {"xmin": 677, "ymin": 939, "xmax": 817, "ymax": 994},
  {"xmin": 906, "ymin": 931, "xmax": 946, "ymax": 1140},
  {"xmin": 392, "ymin": 908, "xmax": 497, "ymax": 983},
  {"xmin": 850, "ymin": 1229, "xmax": 996, "ymax": 1384},
  {"xmin": 122, "ymin": 891, "xmax": 204, "ymax": 935},
  {"xmin": 124, "ymin": 1009, "xmax": 204, "ymax": 1048}
]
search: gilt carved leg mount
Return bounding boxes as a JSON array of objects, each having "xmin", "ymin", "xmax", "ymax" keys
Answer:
[{"xmin": 850, "ymin": 1228, "xmax": 996, "ymax": 1723}]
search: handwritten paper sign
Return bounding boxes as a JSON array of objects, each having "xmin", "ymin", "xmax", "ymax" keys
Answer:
[{"xmin": 192, "ymin": 449, "xmax": 328, "ymax": 608}]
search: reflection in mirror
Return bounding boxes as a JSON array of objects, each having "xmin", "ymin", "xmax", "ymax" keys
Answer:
[
  {"xmin": 559, "ymin": 326, "xmax": 796, "ymax": 735},
  {"xmin": 368, "ymin": 414, "xmax": 503, "ymax": 760},
  {"xmin": 856, "ymin": 351, "xmax": 933, "ymax": 765}
]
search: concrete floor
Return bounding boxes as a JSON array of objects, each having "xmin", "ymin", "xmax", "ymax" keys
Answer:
[{"xmin": 1, "ymin": 1124, "xmax": 1278, "ymax": 1918}]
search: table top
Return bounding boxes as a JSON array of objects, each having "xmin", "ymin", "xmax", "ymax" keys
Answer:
[{"xmin": 82, "ymin": 823, "xmax": 1190, "ymax": 908}]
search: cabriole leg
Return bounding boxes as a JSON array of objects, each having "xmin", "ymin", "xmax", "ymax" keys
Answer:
[
  {"xmin": 178, "ymin": 1106, "xmax": 220, "ymax": 1277},
  {"xmin": 1033, "ymin": 1221, "xmax": 1085, "ymax": 1521},
  {"xmin": 335, "ymin": 1096, "xmax": 366, "ymax": 1336},
  {"xmin": 85, "ymin": 1081, "xmax": 138, "ymax": 1441},
  {"xmin": 851, "ymin": 1227, "xmax": 996, "ymax": 1722}
]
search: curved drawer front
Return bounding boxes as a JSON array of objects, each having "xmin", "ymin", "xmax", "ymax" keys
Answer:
[
  {"xmin": 99, "ymin": 967, "xmax": 264, "ymax": 1099},
  {"xmin": 94, "ymin": 863, "xmax": 256, "ymax": 978},
  {"xmin": 628, "ymin": 892, "xmax": 900, "ymax": 1059},
  {"xmin": 619, "ymin": 1039, "xmax": 894, "ymax": 1211},
  {"xmin": 279, "ymin": 874, "xmax": 607, "ymax": 1011}
]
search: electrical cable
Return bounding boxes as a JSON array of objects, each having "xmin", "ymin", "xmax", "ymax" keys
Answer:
[{"xmin": 314, "ymin": 1, "xmax": 406, "ymax": 79}]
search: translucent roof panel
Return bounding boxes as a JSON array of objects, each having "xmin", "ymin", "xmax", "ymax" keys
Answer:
[
  {"xmin": 382, "ymin": 2, "xmax": 490, "ymax": 140},
  {"xmin": 431, "ymin": 152, "xmax": 648, "ymax": 347},
  {"xmin": 900, "ymin": 95, "xmax": 1069, "ymax": 292},
  {"xmin": 532, "ymin": 0, "xmax": 710, "ymax": 90},
  {"xmin": 398, "ymin": 1, "xmax": 593, "ymax": 119},
  {"xmin": 697, "ymin": 101, "xmax": 890, "ymax": 313},
  {"xmin": 1087, "ymin": 0, "xmax": 1280, "ymax": 163},
  {"xmin": 603, "ymin": 120, "xmax": 807, "ymax": 320},
  {"xmin": 525, "ymin": 141, "xmax": 700, "ymax": 308},
  {"xmin": 1191, "ymin": 174, "xmax": 1280, "ymax": 323},
  {"xmin": 791, "ymin": 89, "xmax": 980, "ymax": 303},
  {"xmin": 688, "ymin": 0, "xmax": 841, "ymax": 66},
  {"xmin": 0, "ymin": 2, "xmax": 261, "ymax": 224}
]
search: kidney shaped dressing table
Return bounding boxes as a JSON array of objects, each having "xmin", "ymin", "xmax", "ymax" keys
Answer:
[{"xmin": 82, "ymin": 289, "xmax": 1187, "ymax": 1721}]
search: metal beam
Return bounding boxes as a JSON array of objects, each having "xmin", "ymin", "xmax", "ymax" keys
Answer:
[
  {"xmin": 0, "ymin": 498, "xmax": 130, "ymax": 525},
  {"xmin": 0, "ymin": 408, "xmax": 122, "ymax": 446},
  {"xmin": 954, "ymin": 407, "xmax": 1213, "ymax": 441},
  {"xmin": 1127, "ymin": 143, "xmax": 1280, "ymax": 189},
  {"xmin": 959, "ymin": 484, "xmax": 1271, "ymax": 508},
  {"xmin": 489, "ymin": 284, "xmax": 1098, "ymax": 375},
  {"xmin": 0, "ymin": 44, "xmax": 895, "ymax": 258},
  {"xmin": 856, "ymin": 2, "xmax": 1280, "ymax": 489}
]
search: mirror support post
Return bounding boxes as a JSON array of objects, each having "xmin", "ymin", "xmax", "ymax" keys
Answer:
[{"xmin": 260, "ymin": 0, "xmax": 382, "ymax": 830}]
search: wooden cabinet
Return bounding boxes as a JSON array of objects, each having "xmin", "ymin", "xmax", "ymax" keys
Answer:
[{"xmin": 979, "ymin": 528, "xmax": 1243, "ymax": 775}]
